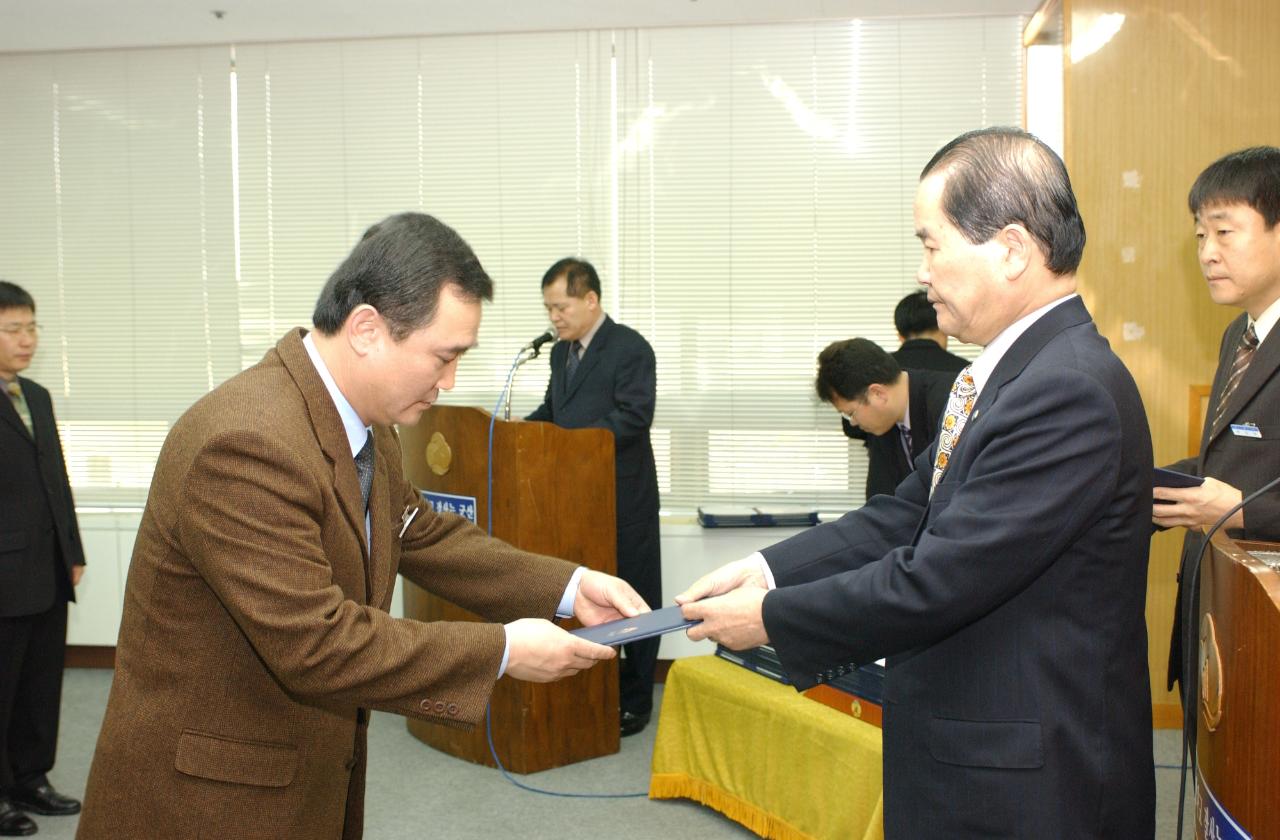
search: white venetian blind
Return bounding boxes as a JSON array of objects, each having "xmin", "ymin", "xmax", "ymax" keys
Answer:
[
  {"xmin": 0, "ymin": 47, "xmax": 237, "ymax": 505},
  {"xmin": 613, "ymin": 17, "xmax": 1023, "ymax": 513},
  {"xmin": 0, "ymin": 16, "xmax": 1021, "ymax": 513}
]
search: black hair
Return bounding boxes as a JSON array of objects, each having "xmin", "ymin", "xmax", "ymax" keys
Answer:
[
  {"xmin": 893, "ymin": 290, "xmax": 938, "ymax": 338},
  {"xmin": 540, "ymin": 257, "xmax": 601, "ymax": 299},
  {"xmin": 312, "ymin": 212, "xmax": 493, "ymax": 340},
  {"xmin": 815, "ymin": 338, "xmax": 901, "ymax": 403},
  {"xmin": 921, "ymin": 127, "xmax": 1086, "ymax": 275},
  {"xmin": 0, "ymin": 281, "xmax": 35, "ymax": 312},
  {"xmin": 1188, "ymin": 146, "xmax": 1280, "ymax": 228}
]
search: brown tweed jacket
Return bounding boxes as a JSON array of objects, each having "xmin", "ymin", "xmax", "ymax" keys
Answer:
[{"xmin": 77, "ymin": 330, "xmax": 575, "ymax": 840}]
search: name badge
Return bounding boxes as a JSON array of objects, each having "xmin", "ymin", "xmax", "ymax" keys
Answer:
[{"xmin": 1230, "ymin": 423, "xmax": 1262, "ymax": 439}]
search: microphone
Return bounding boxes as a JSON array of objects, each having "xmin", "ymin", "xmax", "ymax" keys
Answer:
[{"xmin": 524, "ymin": 328, "xmax": 557, "ymax": 357}]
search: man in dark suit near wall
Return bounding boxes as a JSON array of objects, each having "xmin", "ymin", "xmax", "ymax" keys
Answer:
[
  {"xmin": 817, "ymin": 338, "xmax": 952, "ymax": 499},
  {"xmin": 527, "ymin": 257, "xmax": 661, "ymax": 737},
  {"xmin": 678, "ymin": 128, "xmax": 1156, "ymax": 838},
  {"xmin": 891, "ymin": 289, "xmax": 969, "ymax": 373},
  {"xmin": 0, "ymin": 280, "xmax": 85, "ymax": 838},
  {"xmin": 1153, "ymin": 146, "xmax": 1280, "ymax": 700}
]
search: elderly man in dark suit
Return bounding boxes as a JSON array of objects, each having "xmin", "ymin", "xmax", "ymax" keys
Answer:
[
  {"xmin": 527, "ymin": 257, "xmax": 661, "ymax": 737},
  {"xmin": 0, "ymin": 281, "xmax": 86, "ymax": 838},
  {"xmin": 678, "ymin": 128, "xmax": 1156, "ymax": 838},
  {"xmin": 1154, "ymin": 146, "xmax": 1280, "ymax": 700},
  {"xmin": 817, "ymin": 338, "xmax": 953, "ymax": 499},
  {"xmin": 77, "ymin": 215, "xmax": 646, "ymax": 840}
]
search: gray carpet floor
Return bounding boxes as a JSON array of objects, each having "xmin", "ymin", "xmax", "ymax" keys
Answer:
[{"xmin": 26, "ymin": 668, "xmax": 1193, "ymax": 838}]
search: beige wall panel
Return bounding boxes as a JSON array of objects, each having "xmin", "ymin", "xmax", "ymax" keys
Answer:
[{"xmin": 1064, "ymin": 0, "xmax": 1280, "ymax": 720}]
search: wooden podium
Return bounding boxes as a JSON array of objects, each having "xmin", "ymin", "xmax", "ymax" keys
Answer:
[
  {"xmin": 1195, "ymin": 533, "xmax": 1280, "ymax": 839},
  {"xmin": 398, "ymin": 404, "xmax": 619, "ymax": 773}
]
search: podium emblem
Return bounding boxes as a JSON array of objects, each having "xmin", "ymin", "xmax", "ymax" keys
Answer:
[
  {"xmin": 426, "ymin": 432, "xmax": 453, "ymax": 476},
  {"xmin": 1199, "ymin": 613, "xmax": 1224, "ymax": 732}
]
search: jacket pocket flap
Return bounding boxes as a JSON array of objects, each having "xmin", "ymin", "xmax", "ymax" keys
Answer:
[
  {"xmin": 927, "ymin": 717, "xmax": 1043, "ymax": 769},
  {"xmin": 0, "ymin": 531, "xmax": 29, "ymax": 552},
  {"xmin": 175, "ymin": 730, "xmax": 298, "ymax": 788}
]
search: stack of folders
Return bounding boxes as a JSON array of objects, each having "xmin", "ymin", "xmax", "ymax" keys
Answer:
[
  {"xmin": 714, "ymin": 644, "xmax": 792, "ymax": 685},
  {"xmin": 828, "ymin": 662, "xmax": 886, "ymax": 705},
  {"xmin": 697, "ymin": 507, "xmax": 820, "ymax": 528}
]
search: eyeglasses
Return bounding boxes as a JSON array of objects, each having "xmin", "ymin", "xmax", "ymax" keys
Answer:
[
  {"xmin": 838, "ymin": 410, "xmax": 858, "ymax": 425},
  {"xmin": 0, "ymin": 323, "xmax": 40, "ymax": 337}
]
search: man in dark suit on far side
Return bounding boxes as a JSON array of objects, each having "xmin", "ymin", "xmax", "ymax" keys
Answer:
[
  {"xmin": 891, "ymin": 289, "xmax": 969, "ymax": 373},
  {"xmin": 0, "ymin": 280, "xmax": 86, "ymax": 838},
  {"xmin": 527, "ymin": 257, "xmax": 661, "ymax": 737}
]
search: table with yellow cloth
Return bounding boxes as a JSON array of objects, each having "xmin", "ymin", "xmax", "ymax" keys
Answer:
[{"xmin": 650, "ymin": 655, "xmax": 883, "ymax": 840}]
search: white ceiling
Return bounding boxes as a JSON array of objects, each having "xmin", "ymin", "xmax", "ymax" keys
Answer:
[{"xmin": 0, "ymin": 0, "xmax": 1039, "ymax": 54}]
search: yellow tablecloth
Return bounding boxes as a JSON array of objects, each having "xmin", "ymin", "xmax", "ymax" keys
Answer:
[{"xmin": 650, "ymin": 656, "xmax": 884, "ymax": 840}]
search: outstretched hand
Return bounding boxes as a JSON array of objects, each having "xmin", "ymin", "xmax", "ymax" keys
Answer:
[
  {"xmin": 574, "ymin": 569, "xmax": 650, "ymax": 626},
  {"xmin": 680, "ymin": 586, "xmax": 770, "ymax": 650},
  {"xmin": 675, "ymin": 556, "xmax": 768, "ymax": 606},
  {"xmin": 504, "ymin": 618, "xmax": 615, "ymax": 682}
]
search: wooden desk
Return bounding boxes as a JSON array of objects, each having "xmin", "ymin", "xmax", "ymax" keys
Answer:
[{"xmin": 650, "ymin": 656, "xmax": 883, "ymax": 840}]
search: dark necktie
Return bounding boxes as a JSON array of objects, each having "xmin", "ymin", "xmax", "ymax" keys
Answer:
[
  {"xmin": 897, "ymin": 422, "xmax": 913, "ymax": 465},
  {"xmin": 355, "ymin": 431, "xmax": 375, "ymax": 511},
  {"xmin": 566, "ymin": 340, "xmax": 583, "ymax": 381},
  {"xmin": 1211, "ymin": 323, "xmax": 1259, "ymax": 431}
]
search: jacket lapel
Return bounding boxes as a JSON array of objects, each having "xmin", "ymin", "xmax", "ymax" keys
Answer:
[
  {"xmin": 1207, "ymin": 314, "xmax": 1278, "ymax": 445},
  {"xmin": 366, "ymin": 442, "xmax": 394, "ymax": 607},
  {"xmin": 562, "ymin": 316, "xmax": 613, "ymax": 404},
  {"xmin": 275, "ymin": 329, "xmax": 370, "ymax": 565}
]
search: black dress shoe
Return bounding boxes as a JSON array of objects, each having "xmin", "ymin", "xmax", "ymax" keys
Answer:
[
  {"xmin": 620, "ymin": 710, "xmax": 651, "ymax": 737},
  {"xmin": 0, "ymin": 799, "xmax": 37, "ymax": 837},
  {"xmin": 9, "ymin": 783, "xmax": 80, "ymax": 817}
]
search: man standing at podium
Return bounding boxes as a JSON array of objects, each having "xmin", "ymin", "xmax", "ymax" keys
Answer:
[
  {"xmin": 679, "ymin": 129, "xmax": 1156, "ymax": 838},
  {"xmin": 1154, "ymin": 146, "xmax": 1280, "ymax": 699},
  {"xmin": 77, "ymin": 214, "xmax": 648, "ymax": 840},
  {"xmin": 527, "ymin": 257, "xmax": 661, "ymax": 737}
]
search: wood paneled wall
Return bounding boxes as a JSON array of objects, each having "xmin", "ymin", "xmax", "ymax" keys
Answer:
[{"xmin": 1063, "ymin": 0, "xmax": 1280, "ymax": 724}]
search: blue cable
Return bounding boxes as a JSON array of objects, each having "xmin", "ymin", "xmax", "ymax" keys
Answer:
[
  {"xmin": 484, "ymin": 704, "xmax": 648, "ymax": 799},
  {"xmin": 483, "ymin": 351, "xmax": 646, "ymax": 799}
]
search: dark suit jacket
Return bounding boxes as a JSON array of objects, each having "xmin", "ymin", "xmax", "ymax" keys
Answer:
[
  {"xmin": 79, "ymin": 330, "xmax": 576, "ymax": 840},
  {"xmin": 0, "ymin": 376, "xmax": 84, "ymax": 618},
  {"xmin": 1166, "ymin": 312, "xmax": 1280, "ymax": 691},
  {"xmin": 893, "ymin": 337, "xmax": 969, "ymax": 373},
  {"xmin": 527, "ymin": 316, "xmax": 659, "ymax": 526},
  {"xmin": 760, "ymin": 298, "xmax": 1155, "ymax": 838},
  {"xmin": 842, "ymin": 369, "xmax": 954, "ymax": 499}
]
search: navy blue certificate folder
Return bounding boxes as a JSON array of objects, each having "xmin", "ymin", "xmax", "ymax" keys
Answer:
[
  {"xmin": 1154, "ymin": 467, "xmax": 1205, "ymax": 489},
  {"xmin": 571, "ymin": 605, "xmax": 700, "ymax": 646}
]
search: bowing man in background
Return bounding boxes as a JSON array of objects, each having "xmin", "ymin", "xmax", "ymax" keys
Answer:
[
  {"xmin": 1154, "ymin": 146, "xmax": 1280, "ymax": 699},
  {"xmin": 678, "ymin": 128, "xmax": 1156, "ymax": 838},
  {"xmin": 817, "ymin": 337, "xmax": 953, "ymax": 499},
  {"xmin": 526, "ymin": 257, "xmax": 661, "ymax": 737},
  {"xmin": 77, "ymin": 215, "xmax": 647, "ymax": 840},
  {"xmin": 0, "ymin": 281, "xmax": 86, "ymax": 838}
]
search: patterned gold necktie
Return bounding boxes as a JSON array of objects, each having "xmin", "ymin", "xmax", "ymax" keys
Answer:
[
  {"xmin": 5, "ymin": 380, "xmax": 34, "ymax": 437},
  {"xmin": 931, "ymin": 366, "xmax": 976, "ymax": 495},
  {"xmin": 1210, "ymin": 322, "xmax": 1259, "ymax": 432}
]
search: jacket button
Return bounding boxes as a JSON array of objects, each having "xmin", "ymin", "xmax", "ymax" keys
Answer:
[
  {"xmin": 434, "ymin": 701, "xmax": 446, "ymax": 714},
  {"xmin": 447, "ymin": 703, "xmax": 459, "ymax": 716},
  {"xmin": 419, "ymin": 699, "xmax": 432, "ymax": 712}
]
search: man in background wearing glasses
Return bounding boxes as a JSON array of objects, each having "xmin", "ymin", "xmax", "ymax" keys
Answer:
[{"xmin": 0, "ymin": 280, "xmax": 85, "ymax": 837}]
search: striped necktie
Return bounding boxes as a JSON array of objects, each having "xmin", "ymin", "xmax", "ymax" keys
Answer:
[
  {"xmin": 931, "ymin": 366, "xmax": 976, "ymax": 495},
  {"xmin": 565, "ymin": 340, "xmax": 583, "ymax": 381},
  {"xmin": 1210, "ymin": 323, "xmax": 1259, "ymax": 432},
  {"xmin": 5, "ymin": 380, "xmax": 33, "ymax": 437}
]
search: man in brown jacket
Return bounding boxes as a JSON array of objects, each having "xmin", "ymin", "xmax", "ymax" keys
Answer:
[{"xmin": 77, "ymin": 213, "xmax": 646, "ymax": 840}]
